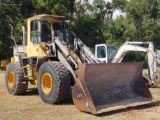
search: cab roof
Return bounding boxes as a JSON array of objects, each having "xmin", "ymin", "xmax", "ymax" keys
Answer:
[{"xmin": 28, "ymin": 14, "xmax": 65, "ymax": 23}]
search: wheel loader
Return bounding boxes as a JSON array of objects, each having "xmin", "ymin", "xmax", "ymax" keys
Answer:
[{"xmin": 5, "ymin": 14, "xmax": 156, "ymax": 114}]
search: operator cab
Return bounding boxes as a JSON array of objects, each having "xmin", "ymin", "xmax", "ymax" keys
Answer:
[
  {"xmin": 20, "ymin": 14, "xmax": 72, "ymax": 57},
  {"xmin": 95, "ymin": 44, "xmax": 117, "ymax": 63},
  {"xmin": 28, "ymin": 14, "xmax": 70, "ymax": 45}
]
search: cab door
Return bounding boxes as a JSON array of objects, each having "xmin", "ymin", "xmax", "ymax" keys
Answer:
[
  {"xmin": 95, "ymin": 44, "xmax": 108, "ymax": 63},
  {"xmin": 27, "ymin": 19, "xmax": 40, "ymax": 57}
]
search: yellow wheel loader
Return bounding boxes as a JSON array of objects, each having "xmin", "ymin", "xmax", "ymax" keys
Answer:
[{"xmin": 5, "ymin": 14, "xmax": 155, "ymax": 114}]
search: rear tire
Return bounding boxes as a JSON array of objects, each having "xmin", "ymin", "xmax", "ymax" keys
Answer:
[
  {"xmin": 5, "ymin": 62, "xmax": 28, "ymax": 95},
  {"xmin": 37, "ymin": 61, "xmax": 71, "ymax": 104}
]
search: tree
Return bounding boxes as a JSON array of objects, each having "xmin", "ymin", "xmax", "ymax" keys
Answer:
[
  {"xmin": 125, "ymin": 0, "xmax": 160, "ymax": 43},
  {"xmin": 0, "ymin": 0, "xmax": 34, "ymax": 59},
  {"xmin": 34, "ymin": 0, "xmax": 75, "ymax": 18}
]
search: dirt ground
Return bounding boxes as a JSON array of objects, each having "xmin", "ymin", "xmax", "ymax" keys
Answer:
[{"xmin": 1, "ymin": 70, "xmax": 160, "ymax": 120}]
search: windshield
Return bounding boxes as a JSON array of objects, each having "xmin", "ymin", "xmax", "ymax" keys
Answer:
[
  {"xmin": 41, "ymin": 20, "xmax": 51, "ymax": 43},
  {"xmin": 107, "ymin": 47, "xmax": 117, "ymax": 60}
]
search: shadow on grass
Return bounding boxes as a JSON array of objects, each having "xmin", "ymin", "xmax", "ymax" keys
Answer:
[
  {"xmin": 93, "ymin": 101, "xmax": 160, "ymax": 117},
  {"xmin": 25, "ymin": 87, "xmax": 39, "ymax": 96},
  {"xmin": 19, "ymin": 86, "xmax": 160, "ymax": 112},
  {"xmin": 150, "ymin": 85, "xmax": 160, "ymax": 88},
  {"xmin": 58, "ymin": 99, "xmax": 74, "ymax": 105},
  {"xmin": 16, "ymin": 87, "xmax": 160, "ymax": 116}
]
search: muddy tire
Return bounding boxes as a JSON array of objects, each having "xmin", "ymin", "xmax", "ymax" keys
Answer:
[
  {"xmin": 5, "ymin": 62, "xmax": 28, "ymax": 95},
  {"xmin": 37, "ymin": 61, "xmax": 71, "ymax": 104}
]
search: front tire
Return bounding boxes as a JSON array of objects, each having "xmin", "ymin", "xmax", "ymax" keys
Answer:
[
  {"xmin": 37, "ymin": 61, "xmax": 71, "ymax": 104},
  {"xmin": 5, "ymin": 62, "xmax": 28, "ymax": 95}
]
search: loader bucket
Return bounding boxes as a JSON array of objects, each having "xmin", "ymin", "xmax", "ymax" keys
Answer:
[{"xmin": 72, "ymin": 62, "xmax": 155, "ymax": 114}]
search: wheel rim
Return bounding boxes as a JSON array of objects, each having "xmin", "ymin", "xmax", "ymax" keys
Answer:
[
  {"xmin": 41, "ymin": 72, "xmax": 53, "ymax": 94},
  {"xmin": 8, "ymin": 71, "xmax": 15, "ymax": 88}
]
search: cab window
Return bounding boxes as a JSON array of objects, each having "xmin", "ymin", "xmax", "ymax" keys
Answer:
[
  {"xmin": 41, "ymin": 20, "xmax": 51, "ymax": 43},
  {"xmin": 97, "ymin": 46, "xmax": 106, "ymax": 58},
  {"xmin": 30, "ymin": 20, "xmax": 39, "ymax": 44}
]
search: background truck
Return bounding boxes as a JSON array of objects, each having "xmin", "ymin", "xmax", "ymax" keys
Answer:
[{"xmin": 5, "ymin": 14, "xmax": 155, "ymax": 114}]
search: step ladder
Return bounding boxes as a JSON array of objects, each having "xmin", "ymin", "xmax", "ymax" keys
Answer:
[{"xmin": 21, "ymin": 57, "xmax": 33, "ymax": 78}]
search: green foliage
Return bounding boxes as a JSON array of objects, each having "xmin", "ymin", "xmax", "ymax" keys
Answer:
[
  {"xmin": 74, "ymin": 15, "xmax": 105, "ymax": 47},
  {"xmin": 122, "ymin": 51, "xmax": 148, "ymax": 68},
  {"xmin": 125, "ymin": 0, "xmax": 160, "ymax": 42},
  {"xmin": 0, "ymin": 0, "xmax": 160, "ymax": 63},
  {"xmin": 34, "ymin": 0, "xmax": 75, "ymax": 18}
]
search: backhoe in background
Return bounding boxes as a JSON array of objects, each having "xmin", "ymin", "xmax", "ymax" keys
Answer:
[
  {"xmin": 95, "ymin": 41, "xmax": 160, "ymax": 87},
  {"xmin": 5, "ymin": 14, "xmax": 155, "ymax": 114}
]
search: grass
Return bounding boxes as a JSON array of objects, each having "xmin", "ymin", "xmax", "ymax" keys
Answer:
[
  {"xmin": 0, "ymin": 69, "xmax": 6, "ymax": 73},
  {"xmin": 1, "ymin": 70, "xmax": 160, "ymax": 120}
]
